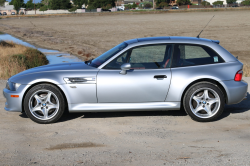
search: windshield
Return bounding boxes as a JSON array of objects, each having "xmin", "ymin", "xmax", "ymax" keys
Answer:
[{"xmin": 87, "ymin": 42, "xmax": 128, "ymax": 68}]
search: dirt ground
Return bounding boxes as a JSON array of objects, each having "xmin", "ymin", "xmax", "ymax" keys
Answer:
[
  {"xmin": 0, "ymin": 78, "xmax": 250, "ymax": 165},
  {"xmin": 0, "ymin": 11, "xmax": 250, "ymax": 65}
]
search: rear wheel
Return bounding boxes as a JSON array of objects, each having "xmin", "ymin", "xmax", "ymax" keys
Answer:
[
  {"xmin": 183, "ymin": 82, "xmax": 225, "ymax": 122},
  {"xmin": 24, "ymin": 84, "xmax": 65, "ymax": 124}
]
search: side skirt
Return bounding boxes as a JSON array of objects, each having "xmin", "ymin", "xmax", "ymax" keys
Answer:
[{"xmin": 68, "ymin": 102, "xmax": 181, "ymax": 112}]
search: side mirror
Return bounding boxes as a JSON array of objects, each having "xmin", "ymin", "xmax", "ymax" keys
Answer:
[{"xmin": 120, "ymin": 63, "xmax": 131, "ymax": 75}]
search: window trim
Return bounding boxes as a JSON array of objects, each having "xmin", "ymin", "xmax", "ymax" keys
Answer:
[
  {"xmin": 102, "ymin": 43, "xmax": 174, "ymax": 70},
  {"xmin": 170, "ymin": 43, "xmax": 225, "ymax": 68}
]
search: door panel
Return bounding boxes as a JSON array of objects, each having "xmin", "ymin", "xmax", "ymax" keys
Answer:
[{"xmin": 97, "ymin": 69, "xmax": 171, "ymax": 103}]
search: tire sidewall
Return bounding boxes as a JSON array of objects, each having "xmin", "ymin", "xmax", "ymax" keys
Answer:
[{"xmin": 24, "ymin": 84, "xmax": 65, "ymax": 124}]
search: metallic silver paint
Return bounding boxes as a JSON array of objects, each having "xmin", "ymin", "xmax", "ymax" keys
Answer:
[{"xmin": 3, "ymin": 36, "xmax": 248, "ymax": 116}]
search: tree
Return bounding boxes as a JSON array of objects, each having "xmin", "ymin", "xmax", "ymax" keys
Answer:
[
  {"xmin": 26, "ymin": 0, "xmax": 34, "ymax": 9},
  {"xmin": 201, "ymin": 1, "xmax": 210, "ymax": 6},
  {"xmin": 0, "ymin": 0, "xmax": 5, "ymax": 6},
  {"xmin": 50, "ymin": 0, "xmax": 60, "ymax": 9},
  {"xmin": 60, "ymin": 0, "xmax": 71, "ymax": 9},
  {"xmin": 176, "ymin": 0, "xmax": 191, "ymax": 5},
  {"xmin": 143, "ymin": 1, "xmax": 153, "ymax": 8},
  {"xmin": 39, "ymin": 5, "xmax": 48, "ymax": 11},
  {"xmin": 87, "ymin": 0, "xmax": 115, "ymax": 9},
  {"xmin": 68, "ymin": 6, "xmax": 77, "ymax": 12},
  {"xmin": 226, "ymin": 0, "xmax": 237, "ymax": 4},
  {"xmin": 212, "ymin": 1, "xmax": 223, "ymax": 5},
  {"xmin": 13, "ymin": 0, "xmax": 22, "ymax": 14},
  {"xmin": 156, "ymin": 0, "xmax": 170, "ymax": 5},
  {"xmin": 73, "ymin": 0, "xmax": 88, "ymax": 9},
  {"xmin": 158, "ymin": 2, "xmax": 168, "ymax": 7},
  {"xmin": 241, "ymin": 0, "xmax": 250, "ymax": 5}
]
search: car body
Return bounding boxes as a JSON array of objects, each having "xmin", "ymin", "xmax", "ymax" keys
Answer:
[
  {"xmin": 3, "ymin": 12, "xmax": 7, "ymax": 15},
  {"xmin": 102, "ymin": 9, "xmax": 111, "ymax": 12},
  {"xmin": 3, "ymin": 36, "xmax": 248, "ymax": 123},
  {"xmin": 231, "ymin": 4, "xmax": 239, "ymax": 7},
  {"xmin": 11, "ymin": 12, "xmax": 15, "ymax": 15},
  {"xmin": 171, "ymin": 6, "xmax": 179, "ymax": 9},
  {"xmin": 0, "ymin": 12, "xmax": 2, "ymax": 15}
]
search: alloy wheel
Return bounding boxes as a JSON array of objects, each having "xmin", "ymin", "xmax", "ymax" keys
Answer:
[
  {"xmin": 28, "ymin": 90, "xmax": 59, "ymax": 121},
  {"xmin": 189, "ymin": 88, "xmax": 220, "ymax": 119}
]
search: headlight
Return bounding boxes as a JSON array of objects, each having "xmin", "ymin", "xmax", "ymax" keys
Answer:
[{"xmin": 6, "ymin": 81, "xmax": 21, "ymax": 91}]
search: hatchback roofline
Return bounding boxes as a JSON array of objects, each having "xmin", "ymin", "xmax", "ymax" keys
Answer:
[{"xmin": 124, "ymin": 36, "xmax": 220, "ymax": 45}]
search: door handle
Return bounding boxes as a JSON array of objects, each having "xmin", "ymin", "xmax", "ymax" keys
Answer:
[{"xmin": 154, "ymin": 75, "xmax": 167, "ymax": 79}]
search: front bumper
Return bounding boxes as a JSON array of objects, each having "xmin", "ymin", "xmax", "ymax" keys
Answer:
[
  {"xmin": 3, "ymin": 84, "xmax": 31, "ymax": 112},
  {"xmin": 222, "ymin": 80, "xmax": 248, "ymax": 105}
]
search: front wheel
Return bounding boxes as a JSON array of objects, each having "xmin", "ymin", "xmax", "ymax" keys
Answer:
[
  {"xmin": 24, "ymin": 84, "xmax": 66, "ymax": 124},
  {"xmin": 183, "ymin": 82, "xmax": 225, "ymax": 122}
]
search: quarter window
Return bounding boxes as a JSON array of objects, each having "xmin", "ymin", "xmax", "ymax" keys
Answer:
[{"xmin": 171, "ymin": 44, "xmax": 224, "ymax": 68}]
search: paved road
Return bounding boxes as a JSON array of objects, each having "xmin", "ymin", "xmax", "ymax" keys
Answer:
[{"xmin": 0, "ymin": 78, "xmax": 250, "ymax": 165}]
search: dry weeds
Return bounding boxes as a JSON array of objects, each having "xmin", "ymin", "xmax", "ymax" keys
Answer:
[
  {"xmin": 0, "ymin": 41, "xmax": 48, "ymax": 79},
  {"xmin": 0, "ymin": 41, "xmax": 27, "ymax": 57}
]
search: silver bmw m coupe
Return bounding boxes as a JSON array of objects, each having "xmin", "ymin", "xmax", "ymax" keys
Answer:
[{"xmin": 3, "ymin": 37, "xmax": 248, "ymax": 123}]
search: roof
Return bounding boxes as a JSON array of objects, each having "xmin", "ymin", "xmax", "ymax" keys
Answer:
[{"xmin": 124, "ymin": 36, "xmax": 220, "ymax": 45}]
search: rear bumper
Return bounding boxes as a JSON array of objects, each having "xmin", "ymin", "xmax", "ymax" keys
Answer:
[
  {"xmin": 3, "ymin": 84, "xmax": 31, "ymax": 112},
  {"xmin": 222, "ymin": 80, "xmax": 248, "ymax": 105}
]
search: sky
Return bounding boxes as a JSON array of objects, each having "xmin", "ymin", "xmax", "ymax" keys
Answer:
[{"xmin": 7, "ymin": 0, "xmax": 42, "ymax": 3}]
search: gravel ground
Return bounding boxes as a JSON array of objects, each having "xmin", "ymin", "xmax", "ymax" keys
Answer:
[{"xmin": 0, "ymin": 78, "xmax": 250, "ymax": 165}]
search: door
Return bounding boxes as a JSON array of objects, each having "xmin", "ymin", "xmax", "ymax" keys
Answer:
[{"xmin": 97, "ymin": 44, "xmax": 173, "ymax": 103}]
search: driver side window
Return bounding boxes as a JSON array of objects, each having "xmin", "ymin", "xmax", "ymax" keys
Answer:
[
  {"xmin": 104, "ymin": 44, "xmax": 173, "ymax": 70},
  {"xmin": 103, "ymin": 51, "xmax": 129, "ymax": 69}
]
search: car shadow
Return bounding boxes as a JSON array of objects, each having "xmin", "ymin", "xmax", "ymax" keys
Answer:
[
  {"xmin": 57, "ymin": 109, "xmax": 188, "ymax": 123},
  {"xmin": 19, "ymin": 93, "xmax": 250, "ymax": 123},
  {"xmin": 218, "ymin": 92, "xmax": 250, "ymax": 120}
]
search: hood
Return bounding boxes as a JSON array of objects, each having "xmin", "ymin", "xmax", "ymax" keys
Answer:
[{"xmin": 10, "ymin": 62, "xmax": 95, "ymax": 80}]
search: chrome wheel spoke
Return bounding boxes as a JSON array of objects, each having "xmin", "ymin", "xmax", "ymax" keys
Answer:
[
  {"xmin": 31, "ymin": 105, "xmax": 42, "ymax": 113},
  {"xmin": 45, "ymin": 92, "xmax": 52, "ymax": 104},
  {"xmin": 204, "ymin": 104, "xmax": 212, "ymax": 116},
  {"xmin": 34, "ymin": 95, "xmax": 42, "ymax": 104},
  {"xmin": 203, "ymin": 89, "xmax": 210, "ymax": 100},
  {"xmin": 47, "ymin": 103, "xmax": 58, "ymax": 111},
  {"xmin": 41, "ymin": 107, "xmax": 48, "ymax": 119},
  {"xmin": 208, "ymin": 98, "xmax": 219, "ymax": 105},
  {"xmin": 194, "ymin": 104, "xmax": 203, "ymax": 113},
  {"xmin": 193, "ymin": 96, "xmax": 202, "ymax": 105}
]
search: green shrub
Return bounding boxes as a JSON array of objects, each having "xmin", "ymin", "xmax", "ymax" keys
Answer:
[
  {"xmin": 68, "ymin": 6, "xmax": 78, "ymax": 12},
  {"xmin": 212, "ymin": 1, "xmax": 224, "ymax": 5},
  {"xmin": 201, "ymin": 1, "xmax": 210, "ymax": 6},
  {"xmin": 241, "ymin": 0, "xmax": 250, "ymax": 5},
  {"xmin": 158, "ymin": 2, "xmax": 168, "ymax": 7},
  {"xmin": 176, "ymin": 0, "xmax": 191, "ymax": 6},
  {"xmin": 12, "ymin": 48, "xmax": 48, "ymax": 69}
]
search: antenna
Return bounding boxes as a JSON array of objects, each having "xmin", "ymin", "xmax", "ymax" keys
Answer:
[{"xmin": 197, "ymin": 15, "xmax": 215, "ymax": 38}]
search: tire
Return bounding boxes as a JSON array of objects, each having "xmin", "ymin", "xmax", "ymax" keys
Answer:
[
  {"xmin": 24, "ymin": 84, "xmax": 66, "ymax": 124},
  {"xmin": 183, "ymin": 82, "xmax": 225, "ymax": 122}
]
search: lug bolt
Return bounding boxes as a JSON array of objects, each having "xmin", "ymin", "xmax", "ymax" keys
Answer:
[
  {"xmin": 203, "ymin": 105, "xmax": 205, "ymax": 108},
  {"xmin": 207, "ymin": 103, "xmax": 209, "ymax": 105}
]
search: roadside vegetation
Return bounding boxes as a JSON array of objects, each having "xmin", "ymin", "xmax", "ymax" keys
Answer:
[{"xmin": 0, "ymin": 41, "xmax": 48, "ymax": 79}]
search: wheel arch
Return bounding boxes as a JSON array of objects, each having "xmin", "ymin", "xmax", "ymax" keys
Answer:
[
  {"xmin": 22, "ymin": 82, "xmax": 69, "ymax": 113},
  {"xmin": 180, "ymin": 78, "xmax": 228, "ymax": 108}
]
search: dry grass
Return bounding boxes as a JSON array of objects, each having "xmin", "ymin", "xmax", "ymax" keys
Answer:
[
  {"xmin": 0, "ymin": 41, "xmax": 48, "ymax": 79},
  {"xmin": 0, "ymin": 41, "xmax": 27, "ymax": 57}
]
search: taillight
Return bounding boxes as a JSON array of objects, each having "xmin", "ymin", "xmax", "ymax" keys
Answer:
[{"xmin": 234, "ymin": 69, "xmax": 243, "ymax": 81}]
